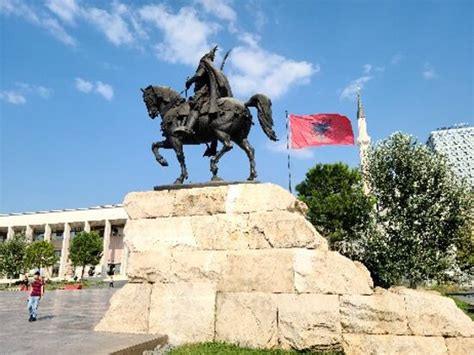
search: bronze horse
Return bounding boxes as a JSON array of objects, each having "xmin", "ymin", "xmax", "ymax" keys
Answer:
[{"xmin": 141, "ymin": 85, "xmax": 278, "ymax": 184}]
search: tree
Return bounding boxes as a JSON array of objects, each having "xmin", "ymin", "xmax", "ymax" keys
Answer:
[
  {"xmin": 25, "ymin": 241, "xmax": 58, "ymax": 273},
  {"xmin": 68, "ymin": 231, "xmax": 103, "ymax": 280},
  {"xmin": 296, "ymin": 163, "xmax": 374, "ymax": 259},
  {"xmin": 364, "ymin": 132, "xmax": 473, "ymax": 287},
  {"xmin": 0, "ymin": 233, "xmax": 28, "ymax": 283}
]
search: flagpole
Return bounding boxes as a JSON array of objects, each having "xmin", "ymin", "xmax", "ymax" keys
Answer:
[{"xmin": 286, "ymin": 110, "xmax": 293, "ymax": 193}]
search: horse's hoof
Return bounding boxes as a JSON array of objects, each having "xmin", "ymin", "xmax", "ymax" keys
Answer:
[
  {"xmin": 247, "ymin": 173, "xmax": 257, "ymax": 181},
  {"xmin": 211, "ymin": 175, "xmax": 223, "ymax": 182},
  {"xmin": 157, "ymin": 158, "xmax": 169, "ymax": 167}
]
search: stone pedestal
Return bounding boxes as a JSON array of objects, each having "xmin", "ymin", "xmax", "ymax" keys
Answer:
[{"xmin": 95, "ymin": 183, "xmax": 473, "ymax": 353}]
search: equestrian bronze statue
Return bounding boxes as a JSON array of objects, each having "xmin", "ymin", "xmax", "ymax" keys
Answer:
[{"xmin": 141, "ymin": 46, "xmax": 278, "ymax": 184}]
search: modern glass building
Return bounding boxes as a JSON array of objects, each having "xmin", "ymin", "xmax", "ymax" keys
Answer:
[{"xmin": 427, "ymin": 124, "xmax": 474, "ymax": 186}]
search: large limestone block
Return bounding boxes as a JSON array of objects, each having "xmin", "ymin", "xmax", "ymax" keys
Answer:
[
  {"xmin": 124, "ymin": 217, "xmax": 212, "ymax": 252},
  {"xmin": 124, "ymin": 190, "xmax": 176, "ymax": 219},
  {"xmin": 148, "ymin": 282, "xmax": 216, "ymax": 344},
  {"xmin": 294, "ymin": 250, "xmax": 373, "ymax": 295},
  {"xmin": 392, "ymin": 288, "xmax": 474, "ymax": 337},
  {"xmin": 170, "ymin": 250, "xmax": 228, "ymax": 282},
  {"xmin": 445, "ymin": 337, "xmax": 474, "ymax": 355},
  {"xmin": 225, "ymin": 183, "xmax": 307, "ymax": 215},
  {"xmin": 124, "ymin": 183, "xmax": 308, "ymax": 219},
  {"xmin": 340, "ymin": 288, "xmax": 408, "ymax": 335},
  {"xmin": 277, "ymin": 294, "xmax": 342, "ymax": 351},
  {"xmin": 95, "ymin": 283, "xmax": 152, "ymax": 333},
  {"xmin": 215, "ymin": 292, "xmax": 278, "ymax": 349},
  {"xmin": 172, "ymin": 186, "xmax": 228, "ymax": 216},
  {"xmin": 243, "ymin": 211, "xmax": 328, "ymax": 250},
  {"xmin": 124, "ymin": 185, "xmax": 228, "ymax": 219},
  {"xmin": 127, "ymin": 251, "xmax": 172, "ymax": 283},
  {"xmin": 190, "ymin": 211, "xmax": 326, "ymax": 251},
  {"xmin": 218, "ymin": 249, "xmax": 294, "ymax": 292},
  {"xmin": 343, "ymin": 334, "xmax": 448, "ymax": 355},
  {"xmin": 191, "ymin": 214, "xmax": 248, "ymax": 250}
]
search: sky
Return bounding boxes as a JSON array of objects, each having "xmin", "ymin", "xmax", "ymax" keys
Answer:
[{"xmin": 0, "ymin": 0, "xmax": 472, "ymax": 213}]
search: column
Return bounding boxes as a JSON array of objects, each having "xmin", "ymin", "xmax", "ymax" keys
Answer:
[
  {"xmin": 101, "ymin": 220, "xmax": 112, "ymax": 276},
  {"xmin": 84, "ymin": 221, "xmax": 91, "ymax": 233},
  {"xmin": 26, "ymin": 225, "xmax": 33, "ymax": 242},
  {"xmin": 7, "ymin": 226, "xmax": 15, "ymax": 240},
  {"xmin": 43, "ymin": 224, "xmax": 52, "ymax": 278},
  {"xmin": 59, "ymin": 223, "xmax": 71, "ymax": 279},
  {"xmin": 44, "ymin": 224, "xmax": 52, "ymax": 242}
]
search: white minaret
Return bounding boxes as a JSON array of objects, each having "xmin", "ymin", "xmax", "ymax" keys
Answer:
[{"xmin": 357, "ymin": 91, "xmax": 371, "ymax": 194}]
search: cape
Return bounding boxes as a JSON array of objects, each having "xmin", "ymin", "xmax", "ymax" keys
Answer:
[{"xmin": 200, "ymin": 58, "xmax": 233, "ymax": 114}]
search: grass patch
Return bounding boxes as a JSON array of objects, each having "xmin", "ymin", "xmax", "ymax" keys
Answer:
[
  {"xmin": 169, "ymin": 342, "xmax": 343, "ymax": 355},
  {"xmin": 0, "ymin": 279, "xmax": 107, "ymax": 291}
]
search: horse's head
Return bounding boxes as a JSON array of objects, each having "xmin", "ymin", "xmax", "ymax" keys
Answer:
[
  {"xmin": 141, "ymin": 85, "xmax": 183, "ymax": 120},
  {"xmin": 141, "ymin": 85, "xmax": 160, "ymax": 119}
]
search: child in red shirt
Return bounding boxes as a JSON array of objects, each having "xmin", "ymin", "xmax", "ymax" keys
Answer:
[{"xmin": 28, "ymin": 271, "xmax": 44, "ymax": 322}]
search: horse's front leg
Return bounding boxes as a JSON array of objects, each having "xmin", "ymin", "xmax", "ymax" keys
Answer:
[
  {"xmin": 151, "ymin": 140, "xmax": 170, "ymax": 166},
  {"xmin": 170, "ymin": 137, "xmax": 188, "ymax": 184}
]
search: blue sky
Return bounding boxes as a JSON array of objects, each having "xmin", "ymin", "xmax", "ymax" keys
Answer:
[{"xmin": 0, "ymin": 0, "xmax": 472, "ymax": 213}]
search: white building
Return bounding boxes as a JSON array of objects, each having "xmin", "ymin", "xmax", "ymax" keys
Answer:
[
  {"xmin": 427, "ymin": 124, "xmax": 474, "ymax": 186},
  {"xmin": 0, "ymin": 205, "xmax": 128, "ymax": 279}
]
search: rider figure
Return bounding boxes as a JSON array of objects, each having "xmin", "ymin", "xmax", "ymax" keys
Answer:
[{"xmin": 173, "ymin": 46, "xmax": 233, "ymax": 136}]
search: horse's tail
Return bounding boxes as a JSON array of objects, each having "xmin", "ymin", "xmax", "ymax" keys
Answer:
[{"xmin": 245, "ymin": 94, "xmax": 278, "ymax": 141}]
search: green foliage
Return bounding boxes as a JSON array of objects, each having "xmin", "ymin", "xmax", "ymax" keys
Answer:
[
  {"xmin": 25, "ymin": 240, "xmax": 58, "ymax": 270},
  {"xmin": 68, "ymin": 231, "xmax": 103, "ymax": 279},
  {"xmin": 0, "ymin": 233, "xmax": 28, "ymax": 280},
  {"xmin": 169, "ymin": 342, "xmax": 341, "ymax": 354},
  {"xmin": 296, "ymin": 163, "xmax": 374, "ymax": 259},
  {"xmin": 364, "ymin": 132, "xmax": 473, "ymax": 287}
]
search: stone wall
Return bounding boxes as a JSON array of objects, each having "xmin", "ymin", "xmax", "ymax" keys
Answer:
[{"xmin": 95, "ymin": 183, "xmax": 473, "ymax": 354}]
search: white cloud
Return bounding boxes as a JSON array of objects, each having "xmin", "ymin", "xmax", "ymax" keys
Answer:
[
  {"xmin": 422, "ymin": 62, "xmax": 438, "ymax": 80},
  {"xmin": 266, "ymin": 141, "xmax": 314, "ymax": 160},
  {"xmin": 45, "ymin": 0, "xmax": 80, "ymax": 25},
  {"xmin": 245, "ymin": 0, "xmax": 267, "ymax": 32},
  {"xmin": 391, "ymin": 53, "xmax": 403, "ymax": 65},
  {"xmin": 197, "ymin": 0, "xmax": 236, "ymax": 23},
  {"xmin": 95, "ymin": 81, "xmax": 114, "ymax": 100},
  {"xmin": 84, "ymin": 5, "xmax": 134, "ymax": 46},
  {"xmin": 36, "ymin": 86, "xmax": 52, "ymax": 98},
  {"xmin": 0, "ymin": 82, "xmax": 52, "ymax": 104},
  {"xmin": 0, "ymin": 90, "xmax": 26, "ymax": 105},
  {"xmin": 74, "ymin": 78, "xmax": 114, "ymax": 100},
  {"xmin": 139, "ymin": 4, "xmax": 218, "ymax": 66},
  {"xmin": 0, "ymin": 0, "xmax": 76, "ymax": 46},
  {"xmin": 363, "ymin": 64, "xmax": 372, "ymax": 74},
  {"xmin": 228, "ymin": 40, "xmax": 317, "ymax": 99},
  {"xmin": 75, "ymin": 78, "xmax": 94, "ymax": 93},
  {"xmin": 340, "ymin": 76, "xmax": 372, "ymax": 101},
  {"xmin": 15, "ymin": 82, "xmax": 52, "ymax": 98}
]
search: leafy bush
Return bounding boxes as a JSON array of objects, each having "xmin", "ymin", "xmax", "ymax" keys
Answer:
[
  {"xmin": 0, "ymin": 233, "xmax": 28, "ymax": 281},
  {"xmin": 69, "ymin": 231, "xmax": 103, "ymax": 280},
  {"xmin": 364, "ymin": 133, "xmax": 473, "ymax": 287},
  {"xmin": 296, "ymin": 163, "xmax": 374, "ymax": 259}
]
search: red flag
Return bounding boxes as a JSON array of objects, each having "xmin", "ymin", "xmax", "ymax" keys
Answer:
[{"xmin": 290, "ymin": 114, "xmax": 355, "ymax": 149}]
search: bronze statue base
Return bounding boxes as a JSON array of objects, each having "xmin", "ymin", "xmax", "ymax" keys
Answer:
[{"xmin": 153, "ymin": 180, "xmax": 260, "ymax": 191}]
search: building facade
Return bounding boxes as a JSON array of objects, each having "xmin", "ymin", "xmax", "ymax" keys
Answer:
[
  {"xmin": 0, "ymin": 205, "xmax": 128, "ymax": 279},
  {"xmin": 427, "ymin": 124, "xmax": 474, "ymax": 186}
]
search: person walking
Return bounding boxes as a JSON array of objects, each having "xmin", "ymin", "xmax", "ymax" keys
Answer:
[{"xmin": 27, "ymin": 271, "xmax": 44, "ymax": 322}]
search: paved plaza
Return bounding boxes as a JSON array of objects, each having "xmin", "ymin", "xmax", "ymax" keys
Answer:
[{"xmin": 0, "ymin": 286, "xmax": 162, "ymax": 355}]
